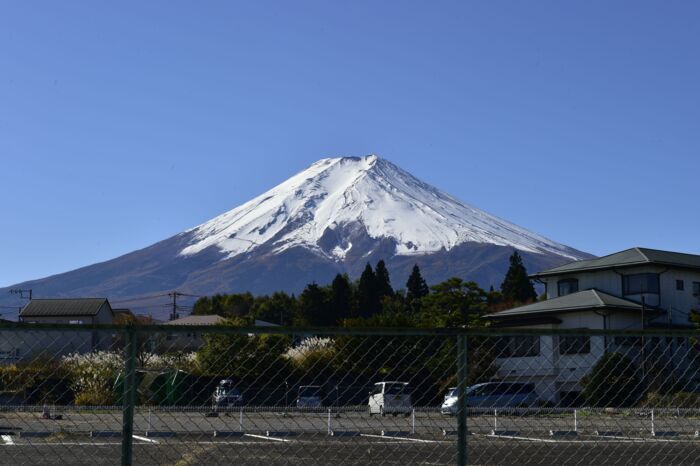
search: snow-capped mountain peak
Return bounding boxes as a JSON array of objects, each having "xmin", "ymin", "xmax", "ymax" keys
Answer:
[{"xmin": 179, "ymin": 155, "xmax": 583, "ymax": 261}]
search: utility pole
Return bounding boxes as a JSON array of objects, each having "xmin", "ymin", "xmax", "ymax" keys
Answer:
[
  {"xmin": 168, "ymin": 292, "xmax": 184, "ymax": 321},
  {"xmin": 641, "ymin": 296, "xmax": 646, "ymax": 381},
  {"xmin": 10, "ymin": 289, "xmax": 32, "ymax": 300},
  {"xmin": 10, "ymin": 289, "xmax": 32, "ymax": 320}
]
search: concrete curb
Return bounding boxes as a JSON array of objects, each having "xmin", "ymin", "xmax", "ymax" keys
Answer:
[
  {"xmin": 19, "ymin": 432, "xmax": 52, "ymax": 438},
  {"xmin": 550, "ymin": 430, "xmax": 578, "ymax": 437},
  {"xmin": 266, "ymin": 431, "xmax": 298, "ymax": 437},
  {"xmin": 213, "ymin": 431, "xmax": 244, "ymax": 438},
  {"xmin": 381, "ymin": 430, "xmax": 410, "ymax": 437},
  {"xmin": 595, "ymin": 431, "xmax": 623, "ymax": 437},
  {"xmin": 90, "ymin": 431, "xmax": 121, "ymax": 438},
  {"xmin": 145, "ymin": 431, "xmax": 176, "ymax": 438},
  {"xmin": 490, "ymin": 430, "xmax": 519, "ymax": 436},
  {"xmin": 652, "ymin": 431, "xmax": 679, "ymax": 437},
  {"xmin": 441, "ymin": 429, "xmax": 472, "ymax": 436},
  {"xmin": 329, "ymin": 431, "xmax": 361, "ymax": 437}
]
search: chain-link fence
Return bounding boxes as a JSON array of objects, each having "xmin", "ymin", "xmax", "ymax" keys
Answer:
[{"xmin": 1, "ymin": 323, "xmax": 700, "ymax": 465}]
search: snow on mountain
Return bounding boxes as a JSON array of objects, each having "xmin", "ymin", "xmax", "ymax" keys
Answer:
[{"xmin": 180, "ymin": 155, "xmax": 583, "ymax": 262}]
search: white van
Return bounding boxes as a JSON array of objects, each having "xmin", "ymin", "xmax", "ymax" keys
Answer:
[{"xmin": 368, "ymin": 381, "xmax": 411, "ymax": 416}]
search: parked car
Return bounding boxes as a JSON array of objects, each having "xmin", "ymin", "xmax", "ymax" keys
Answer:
[
  {"xmin": 296, "ymin": 385, "xmax": 323, "ymax": 408},
  {"xmin": 368, "ymin": 381, "xmax": 412, "ymax": 416},
  {"xmin": 212, "ymin": 379, "xmax": 243, "ymax": 408},
  {"xmin": 441, "ymin": 382, "xmax": 539, "ymax": 414}
]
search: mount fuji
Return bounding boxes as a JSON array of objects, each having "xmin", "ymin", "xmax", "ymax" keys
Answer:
[{"xmin": 1, "ymin": 155, "xmax": 590, "ymax": 318}]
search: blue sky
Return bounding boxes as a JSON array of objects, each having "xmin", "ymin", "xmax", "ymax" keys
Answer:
[{"xmin": 1, "ymin": 1, "xmax": 698, "ymax": 287}]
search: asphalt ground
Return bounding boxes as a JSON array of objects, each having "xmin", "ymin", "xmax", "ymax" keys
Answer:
[
  {"xmin": 2, "ymin": 432, "xmax": 700, "ymax": 465},
  {"xmin": 2, "ymin": 409, "xmax": 700, "ymax": 464},
  {"xmin": 2, "ymin": 408, "xmax": 699, "ymax": 437}
]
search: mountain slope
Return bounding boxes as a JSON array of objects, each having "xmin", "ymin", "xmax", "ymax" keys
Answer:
[
  {"xmin": 0, "ymin": 155, "xmax": 590, "ymax": 319},
  {"xmin": 181, "ymin": 155, "xmax": 582, "ymax": 261}
]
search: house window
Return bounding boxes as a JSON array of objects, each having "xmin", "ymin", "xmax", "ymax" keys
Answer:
[
  {"xmin": 498, "ymin": 336, "xmax": 540, "ymax": 357},
  {"xmin": 676, "ymin": 280, "xmax": 685, "ymax": 291},
  {"xmin": 622, "ymin": 273, "xmax": 660, "ymax": 295},
  {"xmin": 557, "ymin": 279, "xmax": 579, "ymax": 297},
  {"xmin": 559, "ymin": 336, "xmax": 590, "ymax": 355},
  {"xmin": 693, "ymin": 282, "xmax": 700, "ymax": 296},
  {"xmin": 69, "ymin": 320, "xmax": 84, "ymax": 324}
]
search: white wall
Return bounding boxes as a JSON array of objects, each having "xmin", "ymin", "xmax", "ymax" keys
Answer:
[{"xmin": 542, "ymin": 265, "xmax": 700, "ymax": 325}]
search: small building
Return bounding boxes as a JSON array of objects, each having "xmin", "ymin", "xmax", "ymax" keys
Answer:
[
  {"xmin": 161, "ymin": 314, "xmax": 226, "ymax": 352},
  {"xmin": 0, "ymin": 298, "xmax": 117, "ymax": 362},
  {"xmin": 487, "ymin": 247, "xmax": 700, "ymax": 404}
]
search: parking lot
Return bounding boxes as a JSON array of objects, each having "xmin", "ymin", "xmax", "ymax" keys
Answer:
[{"xmin": 2, "ymin": 406, "xmax": 700, "ymax": 464}]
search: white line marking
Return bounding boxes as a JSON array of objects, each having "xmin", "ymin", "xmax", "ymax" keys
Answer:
[
  {"xmin": 244, "ymin": 433, "xmax": 291, "ymax": 443},
  {"xmin": 133, "ymin": 435, "xmax": 158, "ymax": 444},
  {"xmin": 359, "ymin": 433, "xmax": 440, "ymax": 443},
  {"xmin": 485, "ymin": 434, "xmax": 695, "ymax": 444},
  {"xmin": 1, "ymin": 435, "xmax": 15, "ymax": 445}
]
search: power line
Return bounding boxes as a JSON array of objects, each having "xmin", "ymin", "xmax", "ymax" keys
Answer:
[{"xmin": 110, "ymin": 293, "xmax": 171, "ymax": 304}]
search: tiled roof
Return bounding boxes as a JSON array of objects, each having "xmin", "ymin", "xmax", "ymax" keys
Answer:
[
  {"xmin": 20, "ymin": 298, "xmax": 109, "ymax": 317},
  {"xmin": 486, "ymin": 289, "xmax": 645, "ymax": 318},
  {"xmin": 532, "ymin": 247, "xmax": 700, "ymax": 278}
]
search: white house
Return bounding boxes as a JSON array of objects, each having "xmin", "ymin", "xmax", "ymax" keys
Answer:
[{"xmin": 487, "ymin": 247, "xmax": 700, "ymax": 404}]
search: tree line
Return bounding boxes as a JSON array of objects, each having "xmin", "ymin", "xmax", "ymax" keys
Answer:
[{"xmin": 191, "ymin": 251, "xmax": 538, "ymax": 328}]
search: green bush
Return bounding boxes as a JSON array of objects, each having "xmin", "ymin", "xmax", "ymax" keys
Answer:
[
  {"xmin": 641, "ymin": 391, "xmax": 700, "ymax": 409},
  {"xmin": 582, "ymin": 352, "xmax": 641, "ymax": 407}
]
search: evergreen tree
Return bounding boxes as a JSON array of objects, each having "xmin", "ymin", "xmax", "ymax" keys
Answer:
[
  {"xmin": 253, "ymin": 292, "xmax": 297, "ymax": 326},
  {"xmin": 357, "ymin": 263, "xmax": 381, "ymax": 318},
  {"xmin": 418, "ymin": 278, "xmax": 488, "ymax": 327},
  {"xmin": 500, "ymin": 251, "xmax": 537, "ymax": 304},
  {"xmin": 296, "ymin": 283, "xmax": 330, "ymax": 325},
  {"xmin": 374, "ymin": 260, "xmax": 394, "ymax": 298},
  {"xmin": 406, "ymin": 264, "xmax": 429, "ymax": 301},
  {"xmin": 330, "ymin": 273, "xmax": 353, "ymax": 322}
]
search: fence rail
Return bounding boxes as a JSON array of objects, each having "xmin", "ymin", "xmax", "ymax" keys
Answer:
[{"xmin": 1, "ymin": 323, "xmax": 699, "ymax": 465}]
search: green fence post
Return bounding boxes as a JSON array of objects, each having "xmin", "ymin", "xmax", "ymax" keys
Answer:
[
  {"xmin": 457, "ymin": 334, "xmax": 468, "ymax": 466},
  {"xmin": 121, "ymin": 326, "xmax": 137, "ymax": 466}
]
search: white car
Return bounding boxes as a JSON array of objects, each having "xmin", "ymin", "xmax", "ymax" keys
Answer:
[
  {"xmin": 441, "ymin": 382, "xmax": 540, "ymax": 415},
  {"xmin": 440, "ymin": 387, "xmax": 459, "ymax": 415},
  {"xmin": 368, "ymin": 381, "xmax": 412, "ymax": 416}
]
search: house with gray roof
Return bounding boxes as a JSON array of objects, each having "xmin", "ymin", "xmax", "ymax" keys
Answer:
[
  {"xmin": 20, "ymin": 298, "xmax": 115, "ymax": 325},
  {"xmin": 0, "ymin": 299, "xmax": 117, "ymax": 364},
  {"xmin": 160, "ymin": 314, "xmax": 227, "ymax": 352},
  {"xmin": 487, "ymin": 247, "xmax": 700, "ymax": 404}
]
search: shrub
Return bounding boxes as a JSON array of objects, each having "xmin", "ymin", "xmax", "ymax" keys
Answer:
[
  {"xmin": 61, "ymin": 351, "xmax": 123, "ymax": 406},
  {"xmin": 581, "ymin": 352, "xmax": 641, "ymax": 407},
  {"xmin": 0, "ymin": 357, "xmax": 66, "ymax": 403},
  {"xmin": 642, "ymin": 391, "xmax": 700, "ymax": 409},
  {"xmin": 284, "ymin": 337, "xmax": 336, "ymax": 379}
]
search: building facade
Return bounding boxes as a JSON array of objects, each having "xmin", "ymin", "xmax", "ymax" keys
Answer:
[
  {"xmin": 0, "ymin": 299, "xmax": 116, "ymax": 364},
  {"xmin": 488, "ymin": 248, "xmax": 700, "ymax": 404}
]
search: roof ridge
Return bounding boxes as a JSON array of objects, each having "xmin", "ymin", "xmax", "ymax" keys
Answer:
[
  {"xmin": 589, "ymin": 289, "xmax": 605, "ymax": 306},
  {"xmin": 30, "ymin": 297, "xmax": 107, "ymax": 301},
  {"xmin": 634, "ymin": 247, "xmax": 650, "ymax": 262}
]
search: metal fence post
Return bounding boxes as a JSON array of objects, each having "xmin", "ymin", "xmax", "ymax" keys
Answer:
[
  {"xmin": 121, "ymin": 326, "xmax": 138, "ymax": 466},
  {"xmin": 457, "ymin": 334, "xmax": 468, "ymax": 466}
]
